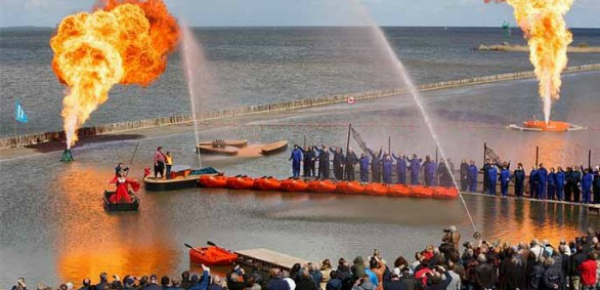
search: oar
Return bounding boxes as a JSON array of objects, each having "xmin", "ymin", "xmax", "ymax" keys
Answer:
[
  {"xmin": 207, "ymin": 241, "xmax": 231, "ymax": 253},
  {"xmin": 184, "ymin": 243, "xmax": 204, "ymax": 254}
]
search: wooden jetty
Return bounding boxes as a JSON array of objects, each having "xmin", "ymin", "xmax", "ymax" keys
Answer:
[{"xmin": 235, "ymin": 248, "xmax": 309, "ymax": 271}]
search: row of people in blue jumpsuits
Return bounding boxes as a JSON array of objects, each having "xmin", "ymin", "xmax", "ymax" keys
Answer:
[
  {"xmin": 290, "ymin": 145, "xmax": 600, "ymax": 203},
  {"xmin": 289, "ymin": 144, "xmax": 455, "ymax": 186},
  {"xmin": 463, "ymin": 158, "xmax": 600, "ymax": 204}
]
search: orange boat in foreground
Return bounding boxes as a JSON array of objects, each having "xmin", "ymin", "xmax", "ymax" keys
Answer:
[
  {"xmin": 189, "ymin": 246, "xmax": 238, "ymax": 266},
  {"xmin": 226, "ymin": 176, "xmax": 255, "ymax": 189}
]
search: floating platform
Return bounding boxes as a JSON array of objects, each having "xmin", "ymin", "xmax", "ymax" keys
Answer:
[
  {"xmin": 144, "ymin": 167, "xmax": 220, "ymax": 191},
  {"xmin": 196, "ymin": 140, "xmax": 288, "ymax": 157},
  {"xmin": 235, "ymin": 248, "xmax": 309, "ymax": 271},
  {"xmin": 508, "ymin": 120, "xmax": 586, "ymax": 132}
]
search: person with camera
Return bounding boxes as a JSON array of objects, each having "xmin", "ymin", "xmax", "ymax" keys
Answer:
[{"xmin": 441, "ymin": 226, "xmax": 461, "ymax": 254}]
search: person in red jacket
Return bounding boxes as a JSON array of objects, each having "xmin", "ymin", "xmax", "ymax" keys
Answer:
[{"xmin": 578, "ymin": 252, "xmax": 598, "ymax": 290}]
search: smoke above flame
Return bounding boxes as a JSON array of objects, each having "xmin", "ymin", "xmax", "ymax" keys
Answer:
[
  {"xmin": 485, "ymin": 0, "xmax": 573, "ymax": 123},
  {"xmin": 50, "ymin": 0, "xmax": 180, "ymax": 148}
]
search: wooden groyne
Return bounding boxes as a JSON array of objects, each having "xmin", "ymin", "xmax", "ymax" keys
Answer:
[
  {"xmin": 2, "ymin": 63, "xmax": 599, "ymax": 150},
  {"xmin": 476, "ymin": 44, "xmax": 600, "ymax": 53}
]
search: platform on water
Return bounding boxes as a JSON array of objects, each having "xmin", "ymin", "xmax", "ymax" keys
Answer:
[
  {"xmin": 461, "ymin": 191, "xmax": 600, "ymax": 211},
  {"xmin": 235, "ymin": 248, "xmax": 309, "ymax": 271}
]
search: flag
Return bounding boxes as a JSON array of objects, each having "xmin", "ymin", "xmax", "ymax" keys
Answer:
[
  {"xmin": 15, "ymin": 101, "xmax": 28, "ymax": 123},
  {"xmin": 485, "ymin": 145, "xmax": 504, "ymax": 166},
  {"xmin": 350, "ymin": 127, "xmax": 370, "ymax": 153}
]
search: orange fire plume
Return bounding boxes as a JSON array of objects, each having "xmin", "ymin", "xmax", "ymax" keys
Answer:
[
  {"xmin": 50, "ymin": 0, "xmax": 180, "ymax": 148},
  {"xmin": 485, "ymin": 0, "xmax": 573, "ymax": 123}
]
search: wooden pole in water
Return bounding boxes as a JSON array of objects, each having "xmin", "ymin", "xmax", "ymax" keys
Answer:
[
  {"xmin": 388, "ymin": 136, "xmax": 391, "ymax": 154},
  {"xmin": 536, "ymin": 146, "xmax": 539, "ymax": 167},
  {"xmin": 483, "ymin": 142, "xmax": 487, "ymax": 165},
  {"xmin": 345, "ymin": 123, "xmax": 351, "ymax": 156},
  {"xmin": 303, "ymin": 135, "xmax": 306, "ymax": 148}
]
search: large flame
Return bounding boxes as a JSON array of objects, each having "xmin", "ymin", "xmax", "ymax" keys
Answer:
[
  {"xmin": 485, "ymin": 0, "xmax": 573, "ymax": 123},
  {"xmin": 50, "ymin": 0, "xmax": 180, "ymax": 148}
]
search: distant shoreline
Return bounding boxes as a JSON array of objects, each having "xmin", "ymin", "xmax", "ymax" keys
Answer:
[{"xmin": 476, "ymin": 43, "xmax": 600, "ymax": 53}]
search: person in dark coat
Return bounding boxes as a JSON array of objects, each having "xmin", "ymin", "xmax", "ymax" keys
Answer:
[
  {"xmin": 300, "ymin": 146, "xmax": 314, "ymax": 178},
  {"xmin": 392, "ymin": 153, "xmax": 408, "ymax": 184},
  {"xmin": 265, "ymin": 269, "xmax": 290, "ymax": 290},
  {"xmin": 467, "ymin": 161, "xmax": 478, "ymax": 193},
  {"xmin": 359, "ymin": 153, "xmax": 370, "ymax": 183},
  {"xmin": 180, "ymin": 272, "xmax": 193, "ymax": 290},
  {"xmin": 482, "ymin": 159, "xmax": 492, "ymax": 194},
  {"xmin": 423, "ymin": 156, "xmax": 436, "ymax": 186},
  {"xmin": 345, "ymin": 148, "xmax": 358, "ymax": 181},
  {"xmin": 564, "ymin": 167, "xmax": 573, "ymax": 202},
  {"xmin": 96, "ymin": 273, "xmax": 109, "ymax": 290},
  {"xmin": 296, "ymin": 271, "xmax": 317, "ymax": 290},
  {"xmin": 326, "ymin": 271, "xmax": 342, "ymax": 290},
  {"xmin": 536, "ymin": 163, "xmax": 549, "ymax": 200},
  {"xmin": 593, "ymin": 167, "xmax": 600, "ymax": 204},
  {"xmin": 382, "ymin": 154, "xmax": 394, "ymax": 184},
  {"xmin": 460, "ymin": 159, "xmax": 469, "ymax": 191},
  {"xmin": 408, "ymin": 154, "xmax": 422, "ymax": 185},
  {"xmin": 529, "ymin": 166, "xmax": 539, "ymax": 199},
  {"xmin": 316, "ymin": 146, "xmax": 331, "ymax": 179},
  {"xmin": 437, "ymin": 159, "xmax": 453, "ymax": 187},
  {"xmin": 331, "ymin": 147, "xmax": 345, "ymax": 181},
  {"xmin": 542, "ymin": 258, "xmax": 563, "ymax": 290},
  {"xmin": 527, "ymin": 258, "xmax": 545, "ymax": 290},
  {"xmin": 474, "ymin": 254, "xmax": 497, "ymax": 290},
  {"xmin": 227, "ymin": 266, "xmax": 248, "ymax": 290},
  {"xmin": 369, "ymin": 148, "xmax": 383, "ymax": 183},
  {"xmin": 571, "ymin": 166, "xmax": 582, "ymax": 202},
  {"xmin": 556, "ymin": 166, "xmax": 566, "ymax": 201},
  {"xmin": 548, "ymin": 167, "xmax": 557, "ymax": 200},
  {"xmin": 512, "ymin": 163, "xmax": 525, "ymax": 198},
  {"xmin": 289, "ymin": 145, "xmax": 303, "ymax": 178}
]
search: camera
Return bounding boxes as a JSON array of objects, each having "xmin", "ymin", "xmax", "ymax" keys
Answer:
[{"xmin": 443, "ymin": 229, "xmax": 450, "ymax": 233}]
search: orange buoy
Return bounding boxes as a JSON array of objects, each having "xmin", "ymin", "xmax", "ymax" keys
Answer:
[
  {"xmin": 315, "ymin": 180, "xmax": 337, "ymax": 193},
  {"xmin": 226, "ymin": 176, "xmax": 254, "ymax": 189},
  {"xmin": 262, "ymin": 177, "xmax": 282, "ymax": 191},
  {"xmin": 388, "ymin": 184, "xmax": 411, "ymax": 197},
  {"xmin": 411, "ymin": 185, "xmax": 434, "ymax": 198},
  {"xmin": 307, "ymin": 180, "xmax": 320, "ymax": 192},
  {"xmin": 365, "ymin": 183, "xmax": 388, "ymax": 196},
  {"xmin": 199, "ymin": 175, "xmax": 228, "ymax": 188},
  {"xmin": 335, "ymin": 181, "xmax": 348, "ymax": 194},
  {"xmin": 280, "ymin": 179, "xmax": 309, "ymax": 192},
  {"xmin": 344, "ymin": 181, "xmax": 365, "ymax": 195},
  {"xmin": 433, "ymin": 186, "xmax": 459, "ymax": 199}
]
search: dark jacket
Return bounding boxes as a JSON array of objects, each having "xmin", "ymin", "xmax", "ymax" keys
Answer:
[
  {"xmin": 474, "ymin": 262, "xmax": 497, "ymax": 290},
  {"xmin": 265, "ymin": 278, "xmax": 290, "ymax": 290},
  {"xmin": 326, "ymin": 278, "xmax": 342, "ymax": 290},
  {"xmin": 296, "ymin": 277, "xmax": 318, "ymax": 290},
  {"xmin": 528, "ymin": 263, "xmax": 545, "ymax": 290}
]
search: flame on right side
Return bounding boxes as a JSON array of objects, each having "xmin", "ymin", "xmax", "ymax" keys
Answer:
[{"xmin": 485, "ymin": 0, "xmax": 573, "ymax": 124}]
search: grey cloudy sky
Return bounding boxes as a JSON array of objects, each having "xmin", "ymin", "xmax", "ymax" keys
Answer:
[{"xmin": 1, "ymin": 0, "xmax": 598, "ymax": 28}]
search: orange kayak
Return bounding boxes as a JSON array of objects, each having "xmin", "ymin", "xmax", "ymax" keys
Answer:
[
  {"xmin": 226, "ymin": 176, "xmax": 255, "ymax": 189},
  {"xmin": 280, "ymin": 179, "xmax": 309, "ymax": 192},
  {"xmin": 433, "ymin": 186, "xmax": 459, "ymax": 199},
  {"xmin": 254, "ymin": 177, "xmax": 281, "ymax": 191},
  {"xmin": 388, "ymin": 184, "xmax": 411, "ymax": 197},
  {"xmin": 314, "ymin": 180, "xmax": 337, "ymax": 193},
  {"xmin": 365, "ymin": 183, "xmax": 388, "ymax": 196},
  {"xmin": 189, "ymin": 246, "xmax": 238, "ymax": 266},
  {"xmin": 199, "ymin": 175, "xmax": 227, "ymax": 188},
  {"xmin": 335, "ymin": 181, "xmax": 348, "ymax": 194},
  {"xmin": 411, "ymin": 185, "xmax": 434, "ymax": 198},
  {"xmin": 307, "ymin": 180, "xmax": 320, "ymax": 192},
  {"xmin": 344, "ymin": 181, "xmax": 365, "ymax": 195}
]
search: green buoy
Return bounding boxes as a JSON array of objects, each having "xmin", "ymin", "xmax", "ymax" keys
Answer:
[{"xmin": 61, "ymin": 149, "xmax": 74, "ymax": 162}]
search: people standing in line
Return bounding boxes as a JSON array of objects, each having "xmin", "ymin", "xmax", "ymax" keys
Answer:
[
  {"xmin": 392, "ymin": 153, "xmax": 407, "ymax": 184},
  {"xmin": 165, "ymin": 151, "xmax": 173, "ymax": 179},
  {"xmin": 536, "ymin": 163, "xmax": 549, "ymax": 200},
  {"xmin": 556, "ymin": 166, "xmax": 566, "ymax": 201},
  {"xmin": 316, "ymin": 145, "xmax": 330, "ymax": 179},
  {"xmin": 437, "ymin": 159, "xmax": 453, "ymax": 187},
  {"xmin": 565, "ymin": 167, "xmax": 573, "ymax": 202},
  {"xmin": 499, "ymin": 164, "xmax": 511, "ymax": 197},
  {"xmin": 289, "ymin": 145, "xmax": 303, "ymax": 178},
  {"xmin": 572, "ymin": 166, "xmax": 582, "ymax": 203},
  {"xmin": 359, "ymin": 153, "xmax": 370, "ymax": 183},
  {"xmin": 512, "ymin": 163, "xmax": 525, "ymax": 198},
  {"xmin": 467, "ymin": 160, "xmax": 478, "ymax": 193},
  {"xmin": 423, "ymin": 156, "xmax": 436, "ymax": 186},
  {"xmin": 369, "ymin": 148, "xmax": 383, "ymax": 183},
  {"xmin": 547, "ymin": 167, "xmax": 557, "ymax": 200},
  {"xmin": 487, "ymin": 164, "xmax": 498, "ymax": 195},
  {"xmin": 460, "ymin": 159, "xmax": 469, "ymax": 191},
  {"xmin": 529, "ymin": 166, "xmax": 539, "ymax": 199},
  {"xmin": 382, "ymin": 153, "xmax": 393, "ymax": 184},
  {"xmin": 408, "ymin": 154, "xmax": 422, "ymax": 185},
  {"xmin": 330, "ymin": 147, "xmax": 345, "ymax": 181},
  {"xmin": 482, "ymin": 159, "xmax": 492, "ymax": 194},
  {"xmin": 582, "ymin": 168, "xmax": 594, "ymax": 204},
  {"xmin": 345, "ymin": 148, "xmax": 358, "ymax": 181},
  {"xmin": 153, "ymin": 146, "xmax": 166, "ymax": 179}
]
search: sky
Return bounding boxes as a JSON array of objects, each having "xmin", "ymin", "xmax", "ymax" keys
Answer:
[{"xmin": 0, "ymin": 0, "xmax": 599, "ymax": 28}]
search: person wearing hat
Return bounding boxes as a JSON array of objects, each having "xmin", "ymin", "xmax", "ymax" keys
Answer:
[
  {"xmin": 441, "ymin": 226, "xmax": 461, "ymax": 253},
  {"xmin": 154, "ymin": 146, "xmax": 166, "ymax": 179}
]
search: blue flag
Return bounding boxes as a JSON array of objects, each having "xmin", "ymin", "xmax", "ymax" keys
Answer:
[{"xmin": 15, "ymin": 101, "xmax": 28, "ymax": 123}]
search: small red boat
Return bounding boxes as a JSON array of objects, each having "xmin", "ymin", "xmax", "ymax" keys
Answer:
[
  {"xmin": 254, "ymin": 177, "xmax": 282, "ymax": 191},
  {"xmin": 199, "ymin": 175, "xmax": 228, "ymax": 188},
  {"xmin": 388, "ymin": 184, "xmax": 410, "ymax": 197},
  {"xmin": 189, "ymin": 246, "xmax": 239, "ymax": 266},
  {"xmin": 433, "ymin": 186, "xmax": 459, "ymax": 199},
  {"xmin": 227, "ymin": 176, "xmax": 255, "ymax": 189},
  {"xmin": 280, "ymin": 179, "xmax": 309, "ymax": 192},
  {"xmin": 344, "ymin": 181, "xmax": 365, "ymax": 195},
  {"xmin": 365, "ymin": 183, "xmax": 388, "ymax": 196}
]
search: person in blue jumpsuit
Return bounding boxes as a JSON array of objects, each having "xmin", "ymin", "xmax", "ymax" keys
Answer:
[
  {"xmin": 467, "ymin": 160, "xmax": 478, "ymax": 192},
  {"xmin": 369, "ymin": 148, "xmax": 383, "ymax": 183},
  {"xmin": 289, "ymin": 145, "xmax": 303, "ymax": 178},
  {"xmin": 555, "ymin": 166, "xmax": 566, "ymax": 201},
  {"xmin": 529, "ymin": 166, "xmax": 538, "ymax": 198},
  {"xmin": 299, "ymin": 146, "xmax": 314, "ymax": 177},
  {"xmin": 330, "ymin": 147, "xmax": 345, "ymax": 180},
  {"xmin": 487, "ymin": 164, "xmax": 498, "ymax": 195},
  {"xmin": 408, "ymin": 154, "xmax": 422, "ymax": 185},
  {"xmin": 316, "ymin": 145, "xmax": 330, "ymax": 179},
  {"xmin": 536, "ymin": 163, "xmax": 548, "ymax": 200},
  {"xmin": 499, "ymin": 164, "xmax": 511, "ymax": 197},
  {"xmin": 423, "ymin": 156, "xmax": 436, "ymax": 186},
  {"xmin": 382, "ymin": 153, "xmax": 393, "ymax": 184},
  {"xmin": 582, "ymin": 168, "xmax": 594, "ymax": 204},
  {"xmin": 512, "ymin": 163, "xmax": 525, "ymax": 198},
  {"xmin": 392, "ymin": 153, "xmax": 407, "ymax": 184},
  {"xmin": 359, "ymin": 153, "xmax": 370, "ymax": 183},
  {"xmin": 547, "ymin": 167, "xmax": 557, "ymax": 200}
]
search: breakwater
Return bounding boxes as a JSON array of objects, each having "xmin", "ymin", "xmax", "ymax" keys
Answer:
[
  {"xmin": 476, "ymin": 44, "xmax": 600, "ymax": 53},
  {"xmin": 2, "ymin": 63, "xmax": 599, "ymax": 150}
]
